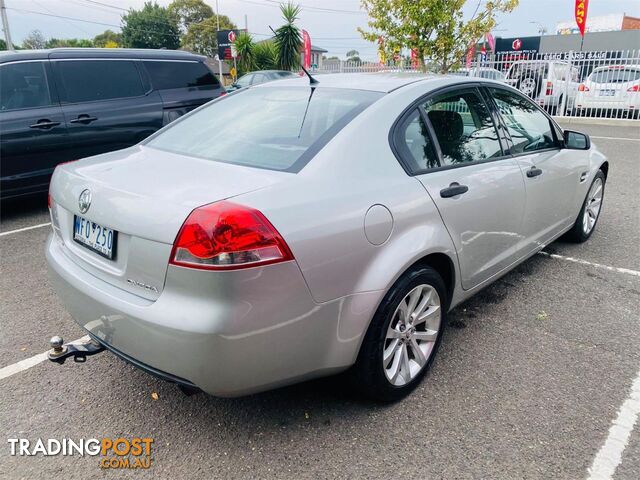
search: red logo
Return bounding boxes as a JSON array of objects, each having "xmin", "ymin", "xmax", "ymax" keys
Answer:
[
  {"xmin": 512, "ymin": 39, "xmax": 522, "ymax": 51},
  {"xmin": 228, "ymin": 31, "xmax": 236, "ymax": 42}
]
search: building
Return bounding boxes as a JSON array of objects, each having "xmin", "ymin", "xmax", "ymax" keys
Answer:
[
  {"xmin": 556, "ymin": 14, "xmax": 640, "ymax": 35},
  {"xmin": 304, "ymin": 45, "xmax": 327, "ymax": 70}
]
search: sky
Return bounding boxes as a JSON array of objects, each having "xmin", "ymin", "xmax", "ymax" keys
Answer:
[{"xmin": 3, "ymin": 0, "xmax": 640, "ymax": 60}]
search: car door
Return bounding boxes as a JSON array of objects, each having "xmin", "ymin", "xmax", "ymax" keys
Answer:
[
  {"xmin": 52, "ymin": 58, "xmax": 163, "ymax": 160},
  {"xmin": 0, "ymin": 60, "xmax": 71, "ymax": 198},
  {"xmin": 486, "ymin": 86, "xmax": 589, "ymax": 251},
  {"xmin": 396, "ymin": 86, "xmax": 527, "ymax": 290}
]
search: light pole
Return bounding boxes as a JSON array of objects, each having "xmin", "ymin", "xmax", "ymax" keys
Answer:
[
  {"xmin": 1, "ymin": 0, "xmax": 15, "ymax": 51},
  {"xmin": 530, "ymin": 21, "xmax": 548, "ymax": 36},
  {"xmin": 216, "ymin": 0, "xmax": 223, "ymax": 80}
]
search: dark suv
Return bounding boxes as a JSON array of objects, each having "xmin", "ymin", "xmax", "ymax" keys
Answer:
[{"xmin": 0, "ymin": 48, "xmax": 225, "ymax": 199}]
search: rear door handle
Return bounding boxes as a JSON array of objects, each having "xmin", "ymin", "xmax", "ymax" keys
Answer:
[
  {"xmin": 440, "ymin": 182, "xmax": 469, "ymax": 198},
  {"xmin": 29, "ymin": 120, "xmax": 61, "ymax": 129},
  {"xmin": 70, "ymin": 115, "xmax": 98, "ymax": 124},
  {"xmin": 527, "ymin": 167, "xmax": 543, "ymax": 178}
]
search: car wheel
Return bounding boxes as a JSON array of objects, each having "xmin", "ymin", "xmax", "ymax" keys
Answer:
[
  {"xmin": 564, "ymin": 170, "xmax": 606, "ymax": 243},
  {"xmin": 352, "ymin": 266, "xmax": 447, "ymax": 402},
  {"xmin": 517, "ymin": 74, "xmax": 541, "ymax": 99}
]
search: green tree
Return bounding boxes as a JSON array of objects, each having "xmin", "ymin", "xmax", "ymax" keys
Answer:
[
  {"xmin": 181, "ymin": 15, "xmax": 235, "ymax": 57},
  {"xmin": 94, "ymin": 30, "xmax": 122, "ymax": 47},
  {"xmin": 22, "ymin": 30, "xmax": 47, "ymax": 49},
  {"xmin": 45, "ymin": 38, "xmax": 94, "ymax": 48},
  {"xmin": 346, "ymin": 49, "xmax": 361, "ymax": 63},
  {"xmin": 274, "ymin": 2, "xmax": 302, "ymax": 71},
  {"xmin": 359, "ymin": 0, "xmax": 518, "ymax": 72},
  {"xmin": 234, "ymin": 32, "xmax": 255, "ymax": 75},
  {"xmin": 253, "ymin": 40, "xmax": 278, "ymax": 70},
  {"xmin": 121, "ymin": 2, "xmax": 180, "ymax": 50},
  {"xmin": 168, "ymin": 0, "xmax": 213, "ymax": 32}
]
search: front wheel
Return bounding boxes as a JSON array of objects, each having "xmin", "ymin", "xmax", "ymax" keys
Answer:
[
  {"xmin": 352, "ymin": 267, "xmax": 447, "ymax": 402},
  {"xmin": 564, "ymin": 170, "xmax": 606, "ymax": 243}
]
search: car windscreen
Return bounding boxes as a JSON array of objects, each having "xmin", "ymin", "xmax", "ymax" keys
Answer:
[
  {"xmin": 589, "ymin": 68, "xmax": 640, "ymax": 84},
  {"xmin": 145, "ymin": 86, "xmax": 383, "ymax": 172}
]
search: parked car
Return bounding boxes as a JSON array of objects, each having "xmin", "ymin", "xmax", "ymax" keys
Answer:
[
  {"xmin": 574, "ymin": 65, "xmax": 640, "ymax": 119},
  {"xmin": 451, "ymin": 67, "xmax": 506, "ymax": 82},
  {"xmin": 0, "ymin": 48, "xmax": 225, "ymax": 200},
  {"xmin": 505, "ymin": 60, "xmax": 579, "ymax": 114},
  {"xmin": 225, "ymin": 70, "xmax": 299, "ymax": 92},
  {"xmin": 47, "ymin": 73, "xmax": 607, "ymax": 401}
]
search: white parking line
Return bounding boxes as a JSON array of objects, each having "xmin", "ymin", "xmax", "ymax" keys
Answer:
[
  {"xmin": 0, "ymin": 336, "xmax": 89, "ymax": 381},
  {"xmin": 0, "ymin": 222, "xmax": 51, "ymax": 237},
  {"xmin": 538, "ymin": 251, "xmax": 640, "ymax": 278},
  {"xmin": 590, "ymin": 136, "xmax": 640, "ymax": 142},
  {"xmin": 587, "ymin": 369, "xmax": 640, "ymax": 480}
]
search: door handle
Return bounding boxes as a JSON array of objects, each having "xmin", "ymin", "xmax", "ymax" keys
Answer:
[
  {"xmin": 29, "ymin": 120, "xmax": 61, "ymax": 129},
  {"xmin": 70, "ymin": 115, "xmax": 98, "ymax": 124},
  {"xmin": 527, "ymin": 167, "xmax": 543, "ymax": 178},
  {"xmin": 440, "ymin": 182, "xmax": 469, "ymax": 198}
]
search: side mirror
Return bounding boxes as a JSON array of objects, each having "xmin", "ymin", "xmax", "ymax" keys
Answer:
[{"xmin": 564, "ymin": 130, "xmax": 590, "ymax": 150}]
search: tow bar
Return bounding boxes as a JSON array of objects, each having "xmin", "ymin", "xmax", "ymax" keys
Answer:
[{"xmin": 47, "ymin": 335, "xmax": 105, "ymax": 364}]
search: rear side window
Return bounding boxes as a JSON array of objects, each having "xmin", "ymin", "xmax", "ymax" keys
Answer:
[
  {"xmin": 57, "ymin": 60, "xmax": 144, "ymax": 103},
  {"xmin": 423, "ymin": 89, "xmax": 503, "ymax": 166},
  {"xmin": 146, "ymin": 87, "xmax": 382, "ymax": 172},
  {"xmin": 490, "ymin": 88, "xmax": 558, "ymax": 154},
  {"xmin": 398, "ymin": 110, "xmax": 438, "ymax": 172},
  {"xmin": 144, "ymin": 61, "xmax": 219, "ymax": 90},
  {"xmin": 0, "ymin": 61, "xmax": 52, "ymax": 111},
  {"xmin": 589, "ymin": 68, "xmax": 640, "ymax": 84}
]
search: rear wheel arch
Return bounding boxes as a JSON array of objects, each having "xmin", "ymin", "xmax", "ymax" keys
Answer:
[
  {"xmin": 599, "ymin": 161, "xmax": 609, "ymax": 179},
  {"xmin": 408, "ymin": 253, "xmax": 455, "ymax": 308}
]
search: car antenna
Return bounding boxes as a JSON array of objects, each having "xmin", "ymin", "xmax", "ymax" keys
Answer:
[{"xmin": 301, "ymin": 65, "xmax": 319, "ymax": 85}]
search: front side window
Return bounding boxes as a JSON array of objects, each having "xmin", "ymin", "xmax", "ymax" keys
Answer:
[
  {"xmin": 0, "ymin": 62, "xmax": 52, "ymax": 111},
  {"xmin": 146, "ymin": 87, "xmax": 382, "ymax": 172},
  {"xmin": 144, "ymin": 61, "xmax": 219, "ymax": 90},
  {"xmin": 57, "ymin": 60, "xmax": 144, "ymax": 103},
  {"xmin": 490, "ymin": 88, "xmax": 558, "ymax": 154},
  {"xmin": 424, "ymin": 89, "xmax": 503, "ymax": 166}
]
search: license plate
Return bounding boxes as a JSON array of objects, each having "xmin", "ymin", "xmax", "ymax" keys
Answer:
[
  {"xmin": 73, "ymin": 215, "xmax": 117, "ymax": 259},
  {"xmin": 598, "ymin": 89, "xmax": 616, "ymax": 96}
]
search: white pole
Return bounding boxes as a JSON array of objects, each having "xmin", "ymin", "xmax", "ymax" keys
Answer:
[
  {"xmin": 216, "ymin": 0, "xmax": 223, "ymax": 80},
  {"xmin": 1, "ymin": 0, "xmax": 15, "ymax": 51}
]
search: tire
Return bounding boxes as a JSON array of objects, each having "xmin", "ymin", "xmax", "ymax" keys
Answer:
[
  {"xmin": 517, "ymin": 74, "xmax": 541, "ymax": 99},
  {"xmin": 352, "ymin": 266, "xmax": 448, "ymax": 402},
  {"xmin": 564, "ymin": 170, "xmax": 606, "ymax": 243}
]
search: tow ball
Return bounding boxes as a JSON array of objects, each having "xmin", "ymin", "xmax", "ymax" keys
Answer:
[{"xmin": 47, "ymin": 336, "xmax": 105, "ymax": 364}]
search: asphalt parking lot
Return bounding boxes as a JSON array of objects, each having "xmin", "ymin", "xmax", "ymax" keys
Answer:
[{"xmin": 0, "ymin": 122, "xmax": 639, "ymax": 479}]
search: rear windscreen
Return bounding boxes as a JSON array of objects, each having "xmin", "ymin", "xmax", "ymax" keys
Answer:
[
  {"xmin": 589, "ymin": 68, "xmax": 640, "ymax": 84},
  {"xmin": 145, "ymin": 87, "xmax": 383, "ymax": 172}
]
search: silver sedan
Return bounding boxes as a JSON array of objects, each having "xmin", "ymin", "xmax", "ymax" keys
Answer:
[{"xmin": 46, "ymin": 73, "xmax": 608, "ymax": 401}]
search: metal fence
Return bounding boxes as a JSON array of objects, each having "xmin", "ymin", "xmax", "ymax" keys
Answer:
[{"xmin": 317, "ymin": 49, "xmax": 640, "ymax": 120}]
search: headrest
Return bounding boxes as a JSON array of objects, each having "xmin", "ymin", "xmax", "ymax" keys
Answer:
[{"xmin": 427, "ymin": 110, "xmax": 464, "ymax": 143}]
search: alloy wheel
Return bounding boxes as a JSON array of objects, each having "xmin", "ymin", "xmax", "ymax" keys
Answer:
[
  {"xmin": 383, "ymin": 284, "xmax": 441, "ymax": 387},
  {"xmin": 583, "ymin": 177, "xmax": 603, "ymax": 234}
]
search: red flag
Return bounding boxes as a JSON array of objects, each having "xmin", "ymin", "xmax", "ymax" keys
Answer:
[
  {"xmin": 575, "ymin": 0, "xmax": 589, "ymax": 37},
  {"xmin": 466, "ymin": 44, "xmax": 475, "ymax": 68},
  {"xmin": 486, "ymin": 32, "xmax": 495, "ymax": 51},
  {"xmin": 302, "ymin": 30, "xmax": 311, "ymax": 69}
]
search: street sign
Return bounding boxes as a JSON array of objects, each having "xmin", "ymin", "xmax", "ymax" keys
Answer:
[{"xmin": 217, "ymin": 29, "xmax": 243, "ymax": 60}]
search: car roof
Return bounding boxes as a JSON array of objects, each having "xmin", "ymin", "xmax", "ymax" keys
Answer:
[
  {"xmin": 255, "ymin": 72, "xmax": 477, "ymax": 93},
  {"xmin": 0, "ymin": 48, "xmax": 206, "ymax": 63},
  {"xmin": 591, "ymin": 64, "xmax": 640, "ymax": 71}
]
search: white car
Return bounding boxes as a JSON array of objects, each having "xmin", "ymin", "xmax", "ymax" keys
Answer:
[
  {"xmin": 574, "ymin": 65, "xmax": 640, "ymax": 119},
  {"xmin": 451, "ymin": 67, "xmax": 506, "ymax": 82},
  {"xmin": 505, "ymin": 60, "xmax": 579, "ymax": 114}
]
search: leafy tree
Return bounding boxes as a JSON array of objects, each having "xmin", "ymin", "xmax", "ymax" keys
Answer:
[
  {"xmin": 181, "ymin": 15, "xmax": 235, "ymax": 57},
  {"xmin": 274, "ymin": 2, "xmax": 301, "ymax": 71},
  {"xmin": 121, "ymin": 2, "xmax": 180, "ymax": 50},
  {"xmin": 22, "ymin": 30, "xmax": 47, "ymax": 49},
  {"xmin": 346, "ymin": 49, "xmax": 362, "ymax": 63},
  {"xmin": 234, "ymin": 32, "xmax": 255, "ymax": 75},
  {"xmin": 359, "ymin": 0, "xmax": 518, "ymax": 72},
  {"xmin": 94, "ymin": 30, "xmax": 122, "ymax": 48},
  {"xmin": 253, "ymin": 40, "xmax": 278, "ymax": 70},
  {"xmin": 168, "ymin": 0, "xmax": 213, "ymax": 32},
  {"xmin": 46, "ymin": 38, "xmax": 94, "ymax": 48}
]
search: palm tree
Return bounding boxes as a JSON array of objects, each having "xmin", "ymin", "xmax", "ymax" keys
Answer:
[
  {"xmin": 234, "ymin": 32, "xmax": 255, "ymax": 75},
  {"xmin": 274, "ymin": 2, "xmax": 302, "ymax": 71},
  {"xmin": 253, "ymin": 40, "xmax": 278, "ymax": 70}
]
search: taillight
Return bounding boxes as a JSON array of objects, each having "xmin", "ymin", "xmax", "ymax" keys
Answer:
[
  {"xmin": 578, "ymin": 84, "xmax": 589, "ymax": 92},
  {"xmin": 170, "ymin": 201, "xmax": 294, "ymax": 270},
  {"xmin": 545, "ymin": 81, "xmax": 553, "ymax": 95},
  {"xmin": 628, "ymin": 85, "xmax": 640, "ymax": 92},
  {"xmin": 47, "ymin": 193, "xmax": 52, "ymax": 209},
  {"xmin": 220, "ymin": 91, "xmax": 227, "ymax": 96}
]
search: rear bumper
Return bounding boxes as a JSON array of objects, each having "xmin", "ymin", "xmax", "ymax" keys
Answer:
[{"xmin": 46, "ymin": 234, "xmax": 380, "ymax": 396}]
